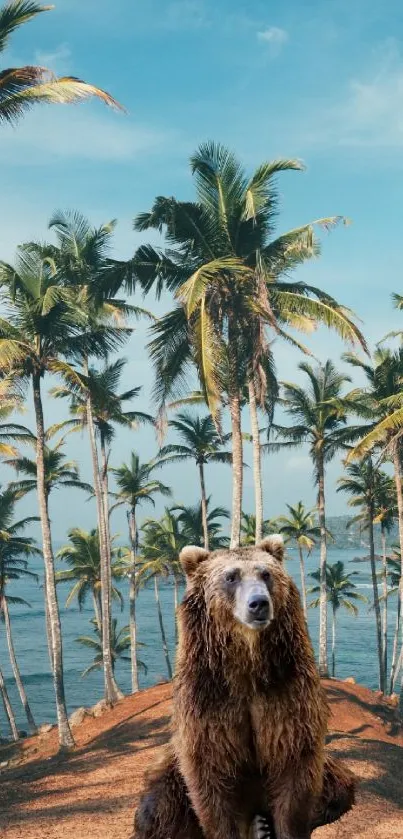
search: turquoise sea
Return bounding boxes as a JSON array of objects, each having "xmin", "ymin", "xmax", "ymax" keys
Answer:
[{"xmin": 0, "ymin": 546, "xmax": 399, "ymax": 732}]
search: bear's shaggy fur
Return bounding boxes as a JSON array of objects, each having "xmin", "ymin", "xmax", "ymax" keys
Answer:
[{"xmin": 134, "ymin": 537, "xmax": 356, "ymax": 839}]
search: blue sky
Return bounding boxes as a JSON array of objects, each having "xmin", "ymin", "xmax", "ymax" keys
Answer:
[{"xmin": 2, "ymin": 0, "xmax": 403, "ymax": 540}]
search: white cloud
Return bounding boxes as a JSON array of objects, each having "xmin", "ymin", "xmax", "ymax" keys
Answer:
[
  {"xmin": 34, "ymin": 43, "xmax": 72, "ymax": 75},
  {"xmin": 257, "ymin": 26, "xmax": 288, "ymax": 55},
  {"xmin": 299, "ymin": 40, "xmax": 403, "ymax": 153},
  {"xmin": 0, "ymin": 108, "xmax": 179, "ymax": 164}
]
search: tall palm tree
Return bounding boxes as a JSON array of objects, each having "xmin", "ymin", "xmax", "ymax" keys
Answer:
[
  {"xmin": 309, "ymin": 561, "xmax": 367, "ymax": 677},
  {"xmin": 337, "ymin": 458, "xmax": 387, "ymax": 692},
  {"xmin": 111, "ymin": 453, "xmax": 171, "ymax": 692},
  {"xmin": 269, "ymin": 360, "xmax": 359, "ymax": 676},
  {"xmin": 159, "ymin": 411, "xmax": 231, "ymax": 549},
  {"xmin": 0, "ymin": 1, "xmax": 123, "ymax": 124},
  {"xmin": 0, "ymin": 487, "xmax": 39, "ymax": 732},
  {"xmin": 0, "ymin": 244, "xmax": 101, "ymax": 748},
  {"xmin": 345, "ymin": 346, "xmax": 403, "ymax": 712},
  {"xmin": 136, "ymin": 143, "xmax": 365, "ymax": 548},
  {"xmin": 277, "ymin": 502, "xmax": 321, "ymax": 618},
  {"xmin": 172, "ymin": 499, "xmax": 229, "ymax": 550},
  {"xmin": 56, "ymin": 528, "xmax": 124, "ymax": 630},
  {"xmin": 76, "ymin": 617, "xmax": 146, "ymax": 680},
  {"xmin": 46, "ymin": 210, "xmax": 144, "ymax": 707}
]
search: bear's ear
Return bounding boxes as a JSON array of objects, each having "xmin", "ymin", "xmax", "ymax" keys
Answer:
[
  {"xmin": 179, "ymin": 545, "xmax": 209, "ymax": 578},
  {"xmin": 258, "ymin": 534, "xmax": 284, "ymax": 563}
]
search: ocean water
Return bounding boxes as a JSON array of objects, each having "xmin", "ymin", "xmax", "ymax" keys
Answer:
[{"xmin": 0, "ymin": 546, "xmax": 399, "ymax": 732}]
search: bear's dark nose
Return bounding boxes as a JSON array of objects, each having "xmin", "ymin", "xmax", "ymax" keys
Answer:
[{"xmin": 248, "ymin": 594, "xmax": 270, "ymax": 621}]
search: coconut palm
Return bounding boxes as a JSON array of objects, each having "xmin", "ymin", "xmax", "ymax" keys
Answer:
[
  {"xmin": 277, "ymin": 502, "xmax": 321, "ymax": 618},
  {"xmin": 56, "ymin": 528, "xmax": 124, "ymax": 630},
  {"xmin": 45, "ymin": 210, "xmax": 146, "ymax": 708},
  {"xmin": 309, "ymin": 561, "xmax": 367, "ymax": 677},
  {"xmin": 5, "ymin": 435, "xmax": 93, "ymax": 499},
  {"xmin": 111, "ymin": 453, "xmax": 171, "ymax": 692},
  {"xmin": 172, "ymin": 499, "xmax": 229, "ymax": 550},
  {"xmin": 345, "ymin": 346, "xmax": 403, "ymax": 710},
  {"xmin": 268, "ymin": 360, "xmax": 360, "ymax": 676},
  {"xmin": 337, "ymin": 458, "xmax": 388, "ymax": 692},
  {"xmin": 76, "ymin": 617, "xmax": 146, "ymax": 680},
  {"xmin": 0, "ymin": 244, "xmax": 101, "ymax": 748},
  {"xmin": 240, "ymin": 512, "xmax": 279, "ymax": 546},
  {"xmin": 139, "ymin": 517, "xmax": 181, "ymax": 679},
  {"xmin": 158, "ymin": 412, "xmax": 231, "ymax": 549},
  {"xmin": 136, "ymin": 143, "xmax": 365, "ymax": 549},
  {"xmin": 0, "ymin": 1, "xmax": 122, "ymax": 124},
  {"xmin": 0, "ymin": 487, "xmax": 40, "ymax": 732}
]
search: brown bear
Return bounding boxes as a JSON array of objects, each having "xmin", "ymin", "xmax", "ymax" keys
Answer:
[{"xmin": 134, "ymin": 536, "xmax": 355, "ymax": 839}]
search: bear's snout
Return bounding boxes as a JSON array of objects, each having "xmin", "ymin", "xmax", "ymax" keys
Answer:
[{"xmin": 247, "ymin": 592, "xmax": 270, "ymax": 621}]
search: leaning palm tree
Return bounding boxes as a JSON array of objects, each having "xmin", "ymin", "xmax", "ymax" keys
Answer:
[
  {"xmin": 0, "ymin": 1, "xmax": 123, "ymax": 124},
  {"xmin": 111, "ymin": 453, "xmax": 171, "ymax": 692},
  {"xmin": 56, "ymin": 528, "xmax": 124, "ymax": 629},
  {"xmin": 269, "ymin": 360, "xmax": 359, "ymax": 676},
  {"xmin": 136, "ymin": 143, "xmax": 365, "ymax": 548},
  {"xmin": 158, "ymin": 412, "xmax": 231, "ymax": 549},
  {"xmin": 277, "ymin": 502, "xmax": 321, "ymax": 618},
  {"xmin": 337, "ymin": 458, "xmax": 387, "ymax": 692},
  {"xmin": 172, "ymin": 498, "xmax": 229, "ymax": 550},
  {"xmin": 0, "ymin": 487, "xmax": 40, "ymax": 732},
  {"xmin": 76, "ymin": 617, "xmax": 146, "ymax": 680},
  {"xmin": 309, "ymin": 561, "xmax": 367, "ymax": 677}
]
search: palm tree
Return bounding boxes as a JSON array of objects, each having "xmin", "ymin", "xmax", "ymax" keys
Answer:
[
  {"xmin": 240, "ymin": 512, "xmax": 278, "ymax": 546},
  {"xmin": 309, "ymin": 561, "xmax": 367, "ymax": 677},
  {"xmin": 111, "ymin": 453, "xmax": 171, "ymax": 692},
  {"xmin": 337, "ymin": 458, "xmax": 387, "ymax": 692},
  {"xmin": 5, "ymin": 434, "xmax": 93, "ymax": 499},
  {"xmin": 373, "ymin": 473, "xmax": 396, "ymax": 687},
  {"xmin": 46, "ymin": 210, "xmax": 145, "ymax": 707},
  {"xmin": 0, "ymin": 487, "xmax": 39, "ymax": 732},
  {"xmin": 345, "ymin": 346, "xmax": 403, "ymax": 711},
  {"xmin": 56, "ymin": 528, "xmax": 124, "ymax": 630},
  {"xmin": 0, "ymin": 666, "xmax": 18, "ymax": 740},
  {"xmin": 158, "ymin": 411, "xmax": 231, "ymax": 549},
  {"xmin": 277, "ymin": 502, "xmax": 321, "ymax": 618},
  {"xmin": 139, "ymin": 517, "xmax": 181, "ymax": 680},
  {"xmin": 136, "ymin": 143, "xmax": 365, "ymax": 548},
  {"xmin": 0, "ymin": 1, "xmax": 123, "ymax": 124},
  {"xmin": 76, "ymin": 617, "xmax": 146, "ymax": 680},
  {"xmin": 0, "ymin": 244, "xmax": 101, "ymax": 748},
  {"xmin": 385, "ymin": 550, "xmax": 402, "ymax": 694},
  {"xmin": 269, "ymin": 360, "xmax": 359, "ymax": 676},
  {"xmin": 172, "ymin": 499, "xmax": 229, "ymax": 550}
]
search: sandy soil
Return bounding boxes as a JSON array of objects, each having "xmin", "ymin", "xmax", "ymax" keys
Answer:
[{"xmin": 0, "ymin": 679, "xmax": 402, "ymax": 839}]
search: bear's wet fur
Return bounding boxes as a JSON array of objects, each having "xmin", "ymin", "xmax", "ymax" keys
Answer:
[{"xmin": 134, "ymin": 536, "xmax": 356, "ymax": 839}]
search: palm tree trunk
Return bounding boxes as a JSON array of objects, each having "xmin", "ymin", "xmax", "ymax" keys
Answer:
[
  {"xmin": 86, "ymin": 392, "xmax": 122, "ymax": 704},
  {"xmin": 128, "ymin": 509, "xmax": 139, "ymax": 693},
  {"xmin": 390, "ymin": 598, "xmax": 401, "ymax": 694},
  {"xmin": 43, "ymin": 577, "xmax": 54, "ymax": 671},
  {"xmin": 198, "ymin": 462, "xmax": 209, "ymax": 550},
  {"xmin": 391, "ymin": 441, "xmax": 403, "ymax": 716},
  {"xmin": 248, "ymin": 378, "xmax": 263, "ymax": 544},
  {"xmin": 92, "ymin": 592, "xmax": 102, "ymax": 630},
  {"xmin": 298, "ymin": 544, "xmax": 307, "ymax": 618},
  {"xmin": 381, "ymin": 527, "xmax": 388, "ymax": 689},
  {"xmin": 2, "ymin": 597, "xmax": 36, "ymax": 733},
  {"xmin": 154, "ymin": 575, "xmax": 172, "ymax": 680},
  {"xmin": 368, "ymin": 501, "xmax": 384, "ymax": 693},
  {"xmin": 331, "ymin": 606, "xmax": 336, "ymax": 678},
  {"xmin": 317, "ymin": 453, "xmax": 329, "ymax": 677},
  {"xmin": 0, "ymin": 667, "xmax": 18, "ymax": 741},
  {"xmin": 229, "ymin": 392, "xmax": 243, "ymax": 549},
  {"xmin": 99, "ymin": 434, "xmax": 112, "ymax": 596},
  {"xmin": 32, "ymin": 373, "xmax": 74, "ymax": 750}
]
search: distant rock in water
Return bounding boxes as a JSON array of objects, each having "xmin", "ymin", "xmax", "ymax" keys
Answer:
[{"xmin": 326, "ymin": 516, "xmax": 398, "ymax": 550}]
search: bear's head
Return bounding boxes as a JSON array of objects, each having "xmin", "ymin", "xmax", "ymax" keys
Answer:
[{"xmin": 179, "ymin": 536, "xmax": 289, "ymax": 632}]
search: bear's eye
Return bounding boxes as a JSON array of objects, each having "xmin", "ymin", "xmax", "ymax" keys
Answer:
[
  {"xmin": 225, "ymin": 570, "xmax": 239, "ymax": 584},
  {"xmin": 261, "ymin": 570, "xmax": 271, "ymax": 585}
]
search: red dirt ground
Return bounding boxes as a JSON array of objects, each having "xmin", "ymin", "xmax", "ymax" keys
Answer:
[{"xmin": 0, "ymin": 679, "xmax": 402, "ymax": 838}]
